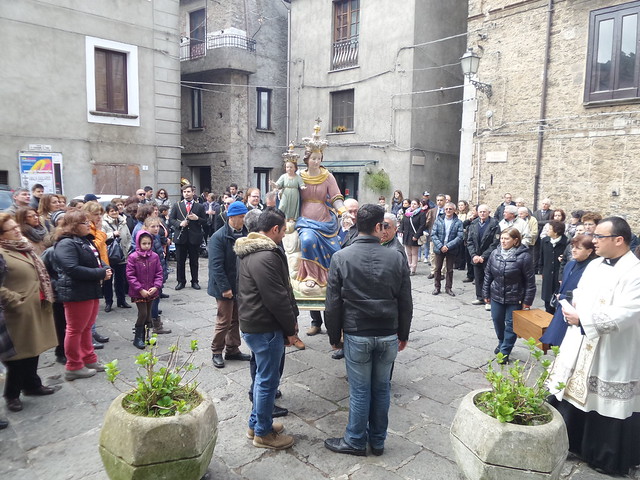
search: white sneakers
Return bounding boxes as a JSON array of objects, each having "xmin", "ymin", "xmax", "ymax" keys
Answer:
[{"xmin": 64, "ymin": 367, "xmax": 97, "ymax": 381}]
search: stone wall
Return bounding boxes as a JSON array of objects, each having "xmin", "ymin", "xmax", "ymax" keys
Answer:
[{"xmin": 467, "ymin": 0, "xmax": 640, "ymax": 229}]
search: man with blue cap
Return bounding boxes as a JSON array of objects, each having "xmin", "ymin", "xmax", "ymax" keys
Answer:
[{"xmin": 207, "ymin": 201, "xmax": 252, "ymax": 368}]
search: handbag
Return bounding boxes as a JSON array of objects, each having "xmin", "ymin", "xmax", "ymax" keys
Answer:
[
  {"xmin": 417, "ymin": 234, "xmax": 427, "ymax": 246},
  {"xmin": 107, "ymin": 237, "xmax": 125, "ymax": 264}
]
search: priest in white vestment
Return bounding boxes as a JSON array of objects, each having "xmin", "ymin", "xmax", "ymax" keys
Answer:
[{"xmin": 548, "ymin": 216, "xmax": 640, "ymax": 475}]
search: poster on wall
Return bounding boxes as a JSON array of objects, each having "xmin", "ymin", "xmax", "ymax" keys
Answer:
[{"xmin": 18, "ymin": 152, "xmax": 64, "ymax": 194}]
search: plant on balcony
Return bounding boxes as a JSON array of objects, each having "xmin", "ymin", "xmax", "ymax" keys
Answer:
[
  {"xmin": 334, "ymin": 125, "xmax": 348, "ymax": 133},
  {"xmin": 364, "ymin": 168, "xmax": 391, "ymax": 194}
]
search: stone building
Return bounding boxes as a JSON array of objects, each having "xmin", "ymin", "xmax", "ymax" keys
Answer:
[
  {"xmin": 179, "ymin": 0, "xmax": 289, "ymax": 198},
  {"xmin": 288, "ymin": 0, "xmax": 468, "ymax": 203},
  {"xmin": 463, "ymin": 0, "xmax": 640, "ymax": 229},
  {"xmin": 0, "ymin": 1, "xmax": 182, "ymax": 198}
]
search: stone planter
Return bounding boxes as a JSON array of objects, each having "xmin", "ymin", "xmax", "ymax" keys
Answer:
[
  {"xmin": 99, "ymin": 391, "xmax": 218, "ymax": 480},
  {"xmin": 450, "ymin": 389, "xmax": 568, "ymax": 480}
]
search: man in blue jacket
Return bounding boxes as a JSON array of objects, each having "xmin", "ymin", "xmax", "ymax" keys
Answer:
[
  {"xmin": 207, "ymin": 201, "xmax": 251, "ymax": 368},
  {"xmin": 431, "ymin": 202, "xmax": 464, "ymax": 296}
]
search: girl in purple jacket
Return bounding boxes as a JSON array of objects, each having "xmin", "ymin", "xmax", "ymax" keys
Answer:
[{"xmin": 126, "ymin": 231, "xmax": 163, "ymax": 349}]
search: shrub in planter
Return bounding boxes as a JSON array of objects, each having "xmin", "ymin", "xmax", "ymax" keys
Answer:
[
  {"xmin": 450, "ymin": 339, "xmax": 569, "ymax": 480},
  {"xmin": 99, "ymin": 337, "xmax": 218, "ymax": 480}
]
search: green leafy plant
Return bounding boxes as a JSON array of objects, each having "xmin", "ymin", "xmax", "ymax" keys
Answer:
[
  {"xmin": 105, "ymin": 336, "xmax": 202, "ymax": 417},
  {"xmin": 364, "ymin": 168, "xmax": 391, "ymax": 194},
  {"xmin": 475, "ymin": 338, "xmax": 564, "ymax": 426}
]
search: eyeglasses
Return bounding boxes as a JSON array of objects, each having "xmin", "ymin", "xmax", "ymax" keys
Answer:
[
  {"xmin": 137, "ymin": 193, "xmax": 145, "ymax": 196},
  {"xmin": 81, "ymin": 221, "xmax": 91, "ymax": 225},
  {"xmin": 592, "ymin": 234, "xmax": 619, "ymax": 240},
  {"xmin": 379, "ymin": 222, "xmax": 390, "ymax": 229},
  {"xmin": 444, "ymin": 208, "xmax": 455, "ymax": 211}
]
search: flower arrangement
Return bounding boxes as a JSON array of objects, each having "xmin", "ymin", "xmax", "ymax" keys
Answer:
[
  {"xmin": 105, "ymin": 336, "xmax": 202, "ymax": 417},
  {"xmin": 474, "ymin": 338, "xmax": 563, "ymax": 426},
  {"xmin": 334, "ymin": 125, "xmax": 348, "ymax": 133}
]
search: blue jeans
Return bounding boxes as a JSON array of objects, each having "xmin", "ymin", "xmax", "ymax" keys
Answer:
[
  {"xmin": 343, "ymin": 333, "xmax": 398, "ymax": 450},
  {"xmin": 242, "ymin": 331, "xmax": 284, "ymax": 437},
  {"xmin": 491, "ymin": 301, "xmax": 519, "ymax": 355}
]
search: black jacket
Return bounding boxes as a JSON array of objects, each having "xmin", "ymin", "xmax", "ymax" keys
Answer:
[
  {"xmin": 324, "ymin": 235, "xmax": 413, "ymax": 346},
  {"xmin": 234, "ymin": 233, "xmax": 298, "ymax": 336},
  {"xmin": 466, "ymin": 217, "xmax": 500, "ymax": 260},
  {"xmin": 207, "ymin": 222, "xmax": 247, "ymax": 299},
  {"xmin": 169, "ymin": 200, "xmax": 206, "ymax": 245},
  {"xmin": 538, "ymin": 235, "xmax": 568, "ymax": 303},
  {"xmin": 483, "ymin": 244, "xmax": 536, "ymax": 305},
  {"xmin": 53, "ymin": 235, "xmax": 108, "ymax": 302},
  {"xmin": 401, "ymin": 210, "xmax": 426, "ymax": 247}
]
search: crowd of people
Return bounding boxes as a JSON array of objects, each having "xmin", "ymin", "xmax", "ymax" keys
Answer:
[{"xmin": 1, "ymin": 175, "xmax": 639, "ymax": 474}]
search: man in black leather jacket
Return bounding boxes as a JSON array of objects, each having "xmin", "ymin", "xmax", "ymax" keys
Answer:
[{"xmin": 323, "ymin": 204, "xmax": 412, "ymax": 457}]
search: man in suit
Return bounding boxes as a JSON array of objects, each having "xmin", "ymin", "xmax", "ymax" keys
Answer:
[
  {"xmin": 466, "ymin": 204, "xmax": 500, "ymax": 309},
  {"xmin": 533, "ymin": 198, "xmax": 553, "ymax": 272},
  {"xmin": 169, "ymin": 184, "xmax": 206, "ymax": 290}
]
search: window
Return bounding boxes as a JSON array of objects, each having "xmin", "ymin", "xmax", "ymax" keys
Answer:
[
  {"xmin": 95, "ymin": 49, "xmax": 127, "ymax": 114},
  {"xmin": 332, "ymin": 0, "xmax": 360, "ymax": 70},
  {"xmin": 585, "ymin": 2, "xmax": 640, "ymax": 103},
  {"xmin": 191, "ymin": 86, "xmax": 203, "ymax": 129},
  {"xmin": 86, "ymin": 36, "xmax": 139, "ymax": 126},
  {"xmin": 331, "ymin": 89, "xmax": 354, "ymax": 132},
  {"xmin": 257, "ymin": 88, "xmax": 272, "ymax": 130},
  {"xmin": 253, "ymin": 168, "xmax": 271, "ymax": 198}
]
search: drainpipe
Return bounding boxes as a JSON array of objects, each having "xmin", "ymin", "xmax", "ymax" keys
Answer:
[
  {"xmin": 533, "ymin": 0, "xmax": 554, "ymax": 209},
  {"xmin": 285, "ymin": 1, "xmax": 291, "ymax": 143}
]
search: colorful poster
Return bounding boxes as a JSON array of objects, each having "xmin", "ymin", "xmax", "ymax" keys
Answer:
[{"xmin": 19, "ymin": 152, "xmax": 63, "ymax": 194}]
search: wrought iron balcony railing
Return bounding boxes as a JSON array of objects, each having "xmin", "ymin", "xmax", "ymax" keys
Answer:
[
  {"xmin": 331, "ymin": 37, "xmax": 359, "ymax": 70},
  {"xmin": 180, "ymin": 34, "xmax": 257, "ymax": 61}
]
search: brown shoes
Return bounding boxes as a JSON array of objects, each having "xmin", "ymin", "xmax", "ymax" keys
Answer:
[
  {"xmin": 253, "ymin": 430, "xmax": 294, "ymax": 450},
  {"xmin": 445, "ymin": 288, "xmax": 456, "ymax": 297},
  {"xmin": 290, "ymin": 335, "xmax": 306, "ymax": 350},
  {"xmin": 246, "ymin": 422, "xmax": 284, "ymax": 439}
]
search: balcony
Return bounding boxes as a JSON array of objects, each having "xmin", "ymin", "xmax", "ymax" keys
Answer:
[
  {"xmin": 180, "ymin": 33, "xmax": 257, "ymax": 76},
  {"xmin": 331, "ymin": 37, "xmax": 359, "ymax": 71}
]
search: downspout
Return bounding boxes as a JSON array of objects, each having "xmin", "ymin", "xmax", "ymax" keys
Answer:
[
  {"xmin": 533, "ymin": 0, "xmax": 554, "ymax": 209},
  {"xmin": 286, "ymin": 1, "xmax": 291, "ymax": 143}
]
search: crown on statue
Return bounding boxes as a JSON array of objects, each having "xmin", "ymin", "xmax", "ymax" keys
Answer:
[
  {"xmin": 302, "ymin": 119, "xmax": 328, "ymax": 153},
  {"xmin": 282, "ymin": 142, "xmax": 300, "ymax": 165}
]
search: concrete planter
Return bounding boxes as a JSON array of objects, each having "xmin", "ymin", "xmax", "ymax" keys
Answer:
[
  {"xmin": 99, "ymin": 391, "xmax": 218, "ymax": 480},
  {"xmin": 450, "ymin": 389, "xmax": 568, "ymax": 480}
]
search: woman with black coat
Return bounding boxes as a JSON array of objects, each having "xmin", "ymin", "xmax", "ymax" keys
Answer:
[
  {"xmin": 401, "ymin": 199, "xmax": 426, "ymax": 275},
  {"xmin": 483, "ymin": 227, "xmax": 536, "ymax": 364},
  {"xmin": 54, "ymin": 210, "xmax": 112, "ymax": 381},
  {"xmin": 538, "ymin": 220, "xmax": 569, "ymax": 314}
]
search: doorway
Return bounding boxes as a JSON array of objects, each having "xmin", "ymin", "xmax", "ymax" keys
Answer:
[{"xmin": 333, "ymin": 172, "xmax": 359, "ymax": 200}]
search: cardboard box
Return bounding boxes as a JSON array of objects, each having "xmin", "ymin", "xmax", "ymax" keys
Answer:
[{"xmin": 513, "ymin": 309, "xmax": 553, "ymax": 353}]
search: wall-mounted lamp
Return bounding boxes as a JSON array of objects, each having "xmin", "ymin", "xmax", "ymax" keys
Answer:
[{"xmin": 460, "ymin": 48, "xmax": 492, "ymax": 98}]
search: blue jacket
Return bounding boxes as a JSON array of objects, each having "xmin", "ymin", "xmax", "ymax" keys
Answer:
[
  {"xmin": 432, "ymin": 215, "xmax": 464, "ymax": 254},
  {"xmin": 207, "ymin": 223, "xmax": 247, "ymax": 299}
]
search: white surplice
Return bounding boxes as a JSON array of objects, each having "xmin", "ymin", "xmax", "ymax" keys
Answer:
[{"xmin": 549, "ymin": 250, "xmax": 640, "ymax": 420}]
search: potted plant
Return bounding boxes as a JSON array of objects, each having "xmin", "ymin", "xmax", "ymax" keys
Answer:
[
  {"xmin": 99, "ymin": 337, "xmax": 218, "ymax": 480},
  {"xmin": 364, "ymin": 168, "xmax": 391, "ymax": 195},
  {"xmin": 334, "ymin": 125, "xmax": 347, "ymax": 132},
  {"xmin": 450, "ymin": 339, "xmax": 568, "ymax": 480}
]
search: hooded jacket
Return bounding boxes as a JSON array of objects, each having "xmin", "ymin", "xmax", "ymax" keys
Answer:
[
  {"xmin": 207, "ymin": 222, "xmax": 247, "ymax": 299},
  {"xmin": 53, "ymin": 234, "xmax": 108, "ymax": 302},
  {"xmin": 234, "ymin": 232, "xmax": 298, "ymax": 336},
  {"xmin": 482, "ymin": 244, "xmax": 536, "ymax": 305},
  {"xmin": 126, "ymin": 231, "xmax": 163, "ymax": 300}
]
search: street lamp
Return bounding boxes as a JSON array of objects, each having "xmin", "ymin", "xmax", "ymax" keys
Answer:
[{"xmin": 460, "ymin": 48, "xmax": 492, "ymax": 98}]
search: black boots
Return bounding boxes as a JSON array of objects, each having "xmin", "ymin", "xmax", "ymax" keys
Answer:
[{"xmin": 133, "ymin": 326, "xmax": 146, "ymax": 349}]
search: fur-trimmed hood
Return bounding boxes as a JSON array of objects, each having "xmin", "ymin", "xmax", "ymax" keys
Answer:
[{"xmin": 234, "ymin": 232, "xmax": 277, "ymax": 258}]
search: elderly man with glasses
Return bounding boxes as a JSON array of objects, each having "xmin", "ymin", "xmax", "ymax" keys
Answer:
[{"xmin": 431, "ymin": 202, "xmax": 464, "ymax": 296}]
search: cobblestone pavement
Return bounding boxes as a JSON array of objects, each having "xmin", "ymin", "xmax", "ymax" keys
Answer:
[{"xmin": 1, "ymin": 258, "xmax": 637, "ymax": 479}]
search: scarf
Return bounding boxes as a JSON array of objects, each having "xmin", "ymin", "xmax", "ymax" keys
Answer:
[
  {"xmin": 300, "ymin": 166, "xmax": 330, "ymax": 185},
  {"xmin": 22, "ymin": 224, "xmax": 48, "ymax": 244},
  {"xmin": 0, "ymin": 236, "xmax": 55, "ymax": 303},
  {"xmin": 499, "ymin": 246, "xmax": 517, "ymax": 261},
  {"xmin": 405, "ymin": 208, "xmax": 420, "ymax": 217}
]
